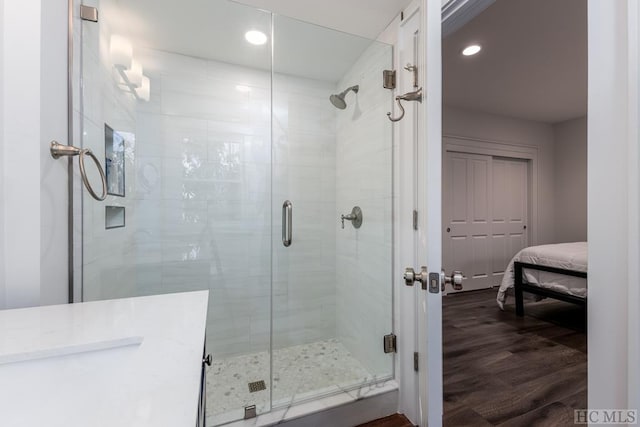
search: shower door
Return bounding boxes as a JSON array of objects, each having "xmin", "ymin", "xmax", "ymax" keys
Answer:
[
  {"xmin": 270, "ymin": 15, "xmax": 395, "ymax": 407},
  {"xmin": 76, "ymin": 0, "xmax": 274, "ymax": 424},
  {"xmin": 75, "ymin": 0, "xmax": 393, "ymax": 424}
]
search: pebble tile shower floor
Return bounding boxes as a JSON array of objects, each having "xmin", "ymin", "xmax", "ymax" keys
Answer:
[{"xmin": 207, "ymin": 339, "xmax": 373, "ymax": 420}]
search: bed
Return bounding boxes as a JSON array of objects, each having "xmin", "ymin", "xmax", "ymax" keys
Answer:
[{"xmin": 496, "ymin": 242, "xmax": 587, "ymax": 315}]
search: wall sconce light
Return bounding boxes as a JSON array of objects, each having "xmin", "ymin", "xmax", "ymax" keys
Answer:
[
  {"xmin": 110, "ymin": 35, "xmax": 150, "ymax": 102},
  {"xmin": 136, "ymin": 75, "xmax": 150, "ymax": 102},
  {"xmin": 125, "ymin": 59, "xmax": 143, "ymax": 88},
  {"xmin": 110, "ymin": 35, "xmax": 132, "ymax": 69}
]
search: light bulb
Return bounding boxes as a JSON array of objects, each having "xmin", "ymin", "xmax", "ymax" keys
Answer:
[
  {"xmin": 245, "ymin": 30, "xmax": 267, "ymax": 46},
  {"xmin": 462, "ymin": 44, "xmax": 482, "ymax": 56}
]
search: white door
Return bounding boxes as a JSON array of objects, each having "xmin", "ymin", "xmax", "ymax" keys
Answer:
[
  {"xmin": 443, "ymin": 153, "xmax": 529, "ymax": 292},
  {"xmin": 490, "ymin": 157, "xmax": 528, "ymax": 286},
  {"xmin": 443, "ymin": 152, "xmax": 492, "ymax": 291},
  {"xmin": 417, "ymin": 0, "xmax": 443, "ymax": 425}
]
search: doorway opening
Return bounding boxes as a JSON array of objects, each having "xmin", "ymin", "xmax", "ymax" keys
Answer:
[{"xmin": 441, "ymin": 0, "xmax": 588, "ymax": 424}]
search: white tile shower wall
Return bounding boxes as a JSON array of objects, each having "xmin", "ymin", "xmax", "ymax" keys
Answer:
[
  {"xmin": 135, "ymin": 55, "xmax": 338, "ymax": 356},
  {"xmin": 79, "ymin": 19, "xmax": 338, "ymax": 358},
  {"xmin": 335, "ymin": 42, "xmax": 394, "ymax": 376},
  {"xmin": 272, "ymin": 73, "xmax": 338, "ymax": 351}
]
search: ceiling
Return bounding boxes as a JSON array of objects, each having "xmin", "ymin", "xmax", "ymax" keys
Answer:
[
  {"xmin": 443, "ymin": 0, "xmax": 587, "ymax": 123},
  {"xmin": 102, "ymin": 0, "xmax": 408, "ymax": 83},
  {"xmin": 233, "ymin": 0, "xmax": 413, "ymax": 40}
]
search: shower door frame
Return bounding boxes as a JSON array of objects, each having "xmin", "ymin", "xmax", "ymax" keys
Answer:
[{"xmin": 66, "ymin": 0, "xmax": 76, "ymax": 303}]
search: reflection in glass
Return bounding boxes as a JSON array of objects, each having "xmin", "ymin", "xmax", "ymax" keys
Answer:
[{"xmin": 104, "ymin": 124, "xmax": 125, "ymax": 197}]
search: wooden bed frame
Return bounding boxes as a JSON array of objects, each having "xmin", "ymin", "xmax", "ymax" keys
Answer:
[{"xmin": 513, "ymin": 261, "xmax": 587, "ymax": 319}]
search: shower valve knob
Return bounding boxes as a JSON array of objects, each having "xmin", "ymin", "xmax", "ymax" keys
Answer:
[
  {"xmin": 340, "ymin": 206, "xmax": 363, "ymax": 229},
  {"xmin": 341, "ymin": 214, "xmax": 355, "ymax": 228}
]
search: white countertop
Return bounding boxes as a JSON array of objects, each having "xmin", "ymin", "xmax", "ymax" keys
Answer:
[{"xmin": 0, "ymin": 291, "xmax": 209, "ymax": 427}]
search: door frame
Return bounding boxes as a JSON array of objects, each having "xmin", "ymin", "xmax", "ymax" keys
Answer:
[
  {"xmin": 394, "ymin": 2, "xmax": 424, "ymax": 424},
  {"xmin": 423, "ymin": 0, "xmax": 640, "ymax": 420},
  {"xmin": 587, "ymin": 0, "xmax": 640, "ymax": 413}
]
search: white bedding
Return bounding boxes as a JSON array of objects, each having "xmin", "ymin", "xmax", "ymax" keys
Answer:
[{"xmin": 496, "ymin": 242, "xmax": 588, "ymax": 310}]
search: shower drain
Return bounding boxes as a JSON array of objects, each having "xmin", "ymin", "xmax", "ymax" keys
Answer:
[{"xmin": 248, "ymin": 380, "xmax": 266, "ymax": 393}]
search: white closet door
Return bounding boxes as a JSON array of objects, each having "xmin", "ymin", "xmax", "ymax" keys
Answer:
[
  {"xmin": 443, "ymin": 152, "xmax": 492, "ymax": 292},
  {"xmin": 491, "ymin": 157, "xmax": 529, "ymax": 286},
  {"xmin": 444, "ymin": 153, "xmax": 529, "ymax": 293}
]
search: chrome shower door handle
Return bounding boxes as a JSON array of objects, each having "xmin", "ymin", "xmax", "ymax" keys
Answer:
[{"xmin": 282, "ymin": 200, "xmax": 292, "ymax": 247}]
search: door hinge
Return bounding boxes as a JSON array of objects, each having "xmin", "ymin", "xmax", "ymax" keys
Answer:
[
  {"xmin": 413, "ymin": 210, "xmax": 418, "ymax": 230},
  {"xmin": 383, "ymin": 333, "xmax": 397, "ymax": 353},
  {"xmin": 80, "ymin": 5, "xmax": 98, "ymax": 22},
  {"xmin": 414, "ymin": 351, "xmax": 419, "ymax": 371},
  {"xmin": 383, "ymin": 70, "xmax": 396, "ymax": 89}
]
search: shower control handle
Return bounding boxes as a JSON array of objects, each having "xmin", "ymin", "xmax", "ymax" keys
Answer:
[
  {"xmin": 341, "ymin": 213, "xmax": 355, "ymax": 228},
  {"xmin": 340, "ymin": 206, "xmax": 363, "ymax": 229}
]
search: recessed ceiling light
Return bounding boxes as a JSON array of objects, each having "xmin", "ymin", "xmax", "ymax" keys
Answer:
[
  {"xmin": 245, "ymin": 30, "xmax": 267, "ymax": 46},
  {"xmin": 236, "ymin": 85, "xmax": 251, "ymax": 93},
  {"xmin": 462, "ymin": 44, "xmax": 482, "ymax": 56}
]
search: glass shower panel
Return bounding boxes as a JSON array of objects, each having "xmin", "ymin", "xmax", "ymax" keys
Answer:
[
  {"xmin": 271, "ymin": 15, "xmax": 394, "ymax": 407},
  {"xmin": 78, "ymin": 0, "xmax": 272, "ymax": 424}
]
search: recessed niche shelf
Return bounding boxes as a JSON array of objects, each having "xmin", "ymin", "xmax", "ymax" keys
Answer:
[{"xmin": 105, "ymin": 206, "xmax": 125, "ymax": 229}]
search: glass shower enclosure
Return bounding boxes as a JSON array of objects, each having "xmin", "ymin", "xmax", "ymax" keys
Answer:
[{"xmin": 74, "ymin": 0, "xmax": 393, "ymax": 424}]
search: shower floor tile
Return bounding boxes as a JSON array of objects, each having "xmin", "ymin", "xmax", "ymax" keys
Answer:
[{"xmin": 206, "ymin": 339, "xmax": 373, "ymax": 422}]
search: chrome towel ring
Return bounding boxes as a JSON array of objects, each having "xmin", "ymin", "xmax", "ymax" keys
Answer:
[{"xmin": 50, "ymin": 141, "xmax": 107, "ymax": 201}]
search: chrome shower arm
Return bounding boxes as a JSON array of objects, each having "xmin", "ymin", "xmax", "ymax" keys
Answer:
[{"xmin": 340, "ymin": 85, "xmax": 360, "ymax": 97}]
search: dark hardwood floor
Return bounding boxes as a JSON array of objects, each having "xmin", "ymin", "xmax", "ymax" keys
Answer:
[
  {"xmin": 443, "ymin": 288, "xmax": 587, "ymax": 426},
  {"xmin": 358, "ymin": 290, "xmax": 585, "ymax": 427},
  {"xmin": 357, "ymin": 414, "xmax": 413, "ymax": 427}
]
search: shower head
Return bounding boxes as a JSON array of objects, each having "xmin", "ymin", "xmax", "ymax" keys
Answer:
[{"xmin": 329, "ymin": 85, "xmax": 359, "ymax": 109}]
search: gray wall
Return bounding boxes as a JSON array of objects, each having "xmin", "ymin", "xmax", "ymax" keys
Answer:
[
  {"xmin": 0, "ymin": 0, "xmax": 5, "ymax": 309},
  {"xmin": 0, "ymin": 0, "xmax": 68, "ymax": 309},
  {"xmin": 552, "ymin": 116, "xmax": 588, "ymax": 242},
  {"xmin": 443, "ymin": 105, "xmax": 557, "ymax": 244}
]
